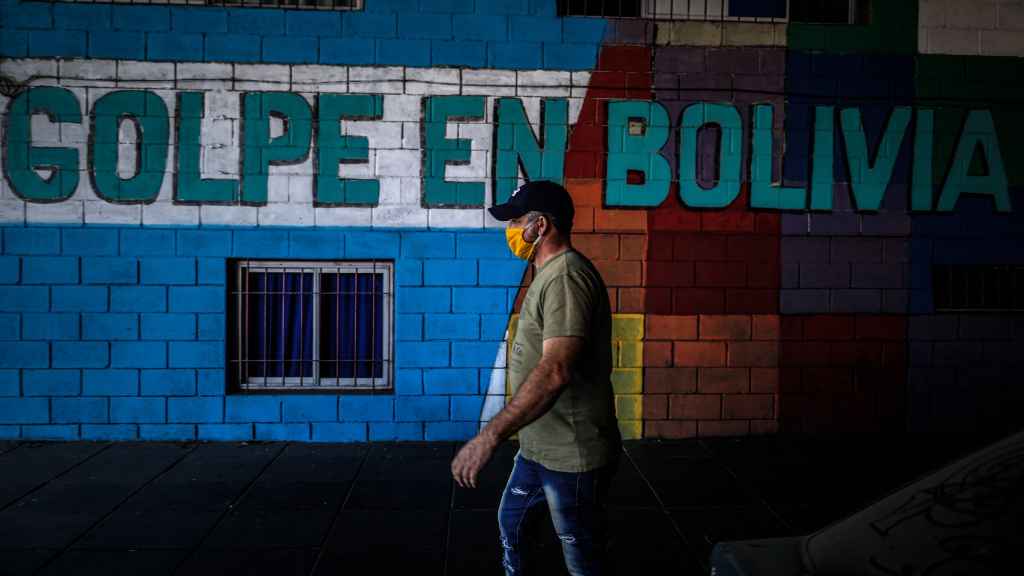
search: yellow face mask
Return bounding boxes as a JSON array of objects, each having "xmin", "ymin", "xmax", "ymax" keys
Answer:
[{"xmin": 505, "ymin": 221, "xmax": 542, "ymax": 261}]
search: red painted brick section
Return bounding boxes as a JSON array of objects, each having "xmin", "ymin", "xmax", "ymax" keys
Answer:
[
  {"xmin": 830, "ymin": 342, "xmax": 884, "ymax": 367},
  {"xmin": 643, "ymin": 341, "xmax": 673, "ymax": 367},
  {"xmin": 574, "ymin": 234, "xmax": 619, "ymax": 260},
  {"xmin": 642, "ymin": 395, "xmax": 668, "ymax": 419},
  {"xmin": 855, "ymin": 316, "xmax": 906, "ymax": 340},
  {"xmin": 698, "ymin": 420, "xmax": 750, "ymax": 436},
  {"xmin": 695, "ymin": 262, "xmax": 747, "ymax": 287},
  {"xmin": 646, "ymin": 288, "xmax": 673, "ymax": 314},
  {"xmin": 727, "ymin": 341, "xmax": 778, "ymax": 367},
  {"xmin": 596, "ymin": 260, "xmax": 642, "ymax": 287},
  {"xmin": 674, "ymin": 341, "xmax": 727, "ymax": 367},
  {"xmin": 804, "ymin": 316, "xmax": 855, "ymax": 340},
  {"xmin": 725, "ymin": 289, "xmax": 778, "ymax": 314},
  {"xmin": 645, "ymin": 420, "xmax": 697, "ymax": 439},
  {"xmin": 723, "ymin": 394, "xmax": 775, "ymax": 419},
  {"xmin": 700, "ymin": 315, "xmax": 752, "ymax": 340},
  {"xmin": 644, "ymin": 261, "xmax": 694, "ymax": 287},
  {"xmin": 645, "ymin": 367, "xmax": 697, "ymax": 393},
  {"xmin": 698, "ymin": 368, "xmax": 749, "ymax": 394},
  {"xmin": 752, "ymin": 315, "xmax": 779, "ymax": 340},
  {"xmin": 702, "ymin": 211, "xmax": 756, "ymax": 233},
  {"xmin": 674, "ymin": 235, "xmax": 728, "ymax": 260},
  {"xmin": 620, "ymin": 235, "xmax": 646, "ymax": 260},
  {"xmin": 646, "ymin": 315, "xmax": 697, "ymax": 340},
  {"xmin": 779, "ymin": 341, "xmax": 830, "ymax": 366},
  {"xmin": 669, "ymin": 394, "xmax": 721, "ymax": 419},
  {"xmin": 780, "ymin": 316, "xmax": 803, "ymax": 339},
  {"xmin": 619, "ymin": 287, "xmax": 645, "ymax": 313},
  {"xmin": 672, "ymin": 288, "xmax": 725, "ymax": 314},
  {"xmin": 595, "ymin": 210, "xmax": 647, "ymax": 233},
  {"xmin": 750, "ymin": 368, "xmax": 779, "ymax": 393}
]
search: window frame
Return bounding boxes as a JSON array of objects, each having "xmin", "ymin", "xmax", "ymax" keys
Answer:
[
  {"xmin": 228, "ymin": 259, "xmax": 394, "ymax": 394},
  {"xmin": 559, "ymin": 0, "xmax": 869, "ymax": 25},
  {"xmin": 932, "ymin": 264, "xmax": 1024, "ymax": 313}
]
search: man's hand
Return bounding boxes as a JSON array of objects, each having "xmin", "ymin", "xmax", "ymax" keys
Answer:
[{"xmin": 451, "ymin": 432, "xmax": 498, "ymax": 489}]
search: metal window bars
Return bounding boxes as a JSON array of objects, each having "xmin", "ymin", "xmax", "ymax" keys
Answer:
[
  {"xmin": 932, "ymin": 264, "xmax": 1024, "ymax": 312},
  {"xmin": 44, "ymin": 0, "xmax": 362, "ymax": 11},
  {"xmin": 559, "ymin": 0, "xmax": 867, "ymax": 24},
  {"xmin": 233, "ymin": 260, "xmax": 393, "ymax": 391}
]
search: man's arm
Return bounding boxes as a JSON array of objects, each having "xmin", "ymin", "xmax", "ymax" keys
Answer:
[
  {"xmin": 480, "ymin": 335, "xmax": 584, "ymax": 445},
  {"xmin": 450, "ymin": 335, "xmax": 584, "ymax": 488}
]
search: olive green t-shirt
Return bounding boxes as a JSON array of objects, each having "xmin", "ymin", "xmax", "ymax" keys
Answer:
[{"xmin": 509, "ymin": 249, "xmax": 621, "ymax": 473}]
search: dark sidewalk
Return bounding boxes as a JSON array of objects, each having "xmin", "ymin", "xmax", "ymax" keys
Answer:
[{"xmin": 0, "ymin": 434, "xmax": 991, "ymax": 576}]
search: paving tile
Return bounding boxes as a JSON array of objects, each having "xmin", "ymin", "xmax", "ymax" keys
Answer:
[
  {"xmin": 345, "ymin": 443, "xmax": 455, "ymax": 510},
  {"xmin": 314, "ymin": 508, "xmax": 448, "ymax": 575},
  {"xmin": 624, "ymin": 439, "xmax": 713, "ymax": 462},
  {"xmin": 631, "ymin": 457, "xmax": 753, "ymax": 508},
  {"xmin": 606, "ymin": 455, "xmax": 661, "ymax": 509},
  {"xmin": 0, "ymin": 444, "xmax": 191, "ymax": 549},
  {"xmin": 0, "ymin": 443, "xmax": 106, "ymax": 510},
  {"xmin": 200, "ymin": 444, "xmax": 366, "ymax": 549},
  {"xmin": 669, "ymin": 505, "xmax": 793, "ymax": 567},
  {"xmin": 176, "ymin": 548, "xmax": 318, "ymax": 575},
  {"xmin": 73, "ymin": 444, "xmax": 280, "ymax": 549},
  {"xmin": 224, "ymin": 443, "xmax": 366, "ymax": 510},
  {"xmin": 36, "ymin": 549, "xmax": 187, "ymax": 576},
  {"xmin": 0, "ymin": 434, "xmax": 1008, "ymax": 575},
  {"xmin": 445, "ymin": 509, "xmax": 504, "ymax": 576},
  {"xmin": 0, "ymin": 549, "xmax": 58, "ymax": 576},
  {"xmin": 608, "ymin": 509, "xmax": 703, "ymax": 574},
  {"xmin": 204, "ymin": 506, "xmax": 339, "ymax": 549}
]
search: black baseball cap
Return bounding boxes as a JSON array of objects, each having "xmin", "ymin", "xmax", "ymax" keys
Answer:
[{"xmin": 488, "ymin": 180, "xmax": 575, "ymax": 230}]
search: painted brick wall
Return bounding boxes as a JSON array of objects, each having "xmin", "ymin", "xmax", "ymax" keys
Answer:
[
  {"xmin": 2, "ymin": 0, "xmax": 1024, "ymax": 443},
  {"xmin": 0, "ymin": 226, "xmax": 526, "ymax": 441},
  {"xmin": 0, "ymin": 0, "xmax": 606, "ymax": 69},
  {"xmin": 919, "ymin": 0, "xmax": 1024, "ymax": 57}
]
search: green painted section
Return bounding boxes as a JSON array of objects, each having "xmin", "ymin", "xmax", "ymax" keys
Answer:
[
  {"xmin": 787, "ymin": 0, "xmax": 917, "ymax": 54},
  {"xmin": 423, "ymin": 95, "xmax": 486, "ymax": 207},
  {"xmin": 176, "ymin": 92, "xmax": 239, "ymax": 203},
  {"xmin": 605, "ymin": 100, "xmax": 671, "ymax": 207},
  {"xmin": 317, "ymin": 94, "xmax": 383, "ymax": 206},
  {"xmin": 679, "ymin": 103, "xmax": 741, "ymax": 209},
  {"xmin": 840, "ymin": 106, "xmax": 911, "ymax": 211},
  {"xmin": 912, "ymin": 108, "xmax": 934, "ymax": 211},
  {"xmin": 241, "ymin": 92, "xmax": 313, "ymax": 204},
  {"xmin": 494, "ymin": 98, "xmax": 568, "ymax": 204},
  {"xmin": 809, "ymin": 106, "xmax": 835, "ymax": 211},
  {"xmin": 916, "ymin": 55, "xmax": 1024, "ymax": 192},
  {"xmin": 3, "ymin": 86, "xmax": 81, "ymax": 202},
  {"xmin": 936, "ymin": 110, "xmax": 1011, "ymax": 213},
  {"xmin": 91, "ymin": 91, "xmax": 169, "ymax": 202},
  {"xmin": 751, "ymin": 104, "xmax": 806, "ymax": 210}
]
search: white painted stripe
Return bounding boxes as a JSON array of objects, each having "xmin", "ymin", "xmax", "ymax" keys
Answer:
[
  {"xmin": 480, "ymin": 330, "xmax": 510, "ymax": 428},
  {"xmin": 0, "ymin": 59, "xmax": 588, "ymax": 228}
]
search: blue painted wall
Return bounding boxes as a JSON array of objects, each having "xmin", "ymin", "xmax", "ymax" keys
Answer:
[
  {"xmin": 0, "ymin": 226, "xmax": 525, "ymax": 441},
  {"xmin": 0, "ymin": 0, "xmax": 606, "ymax": 69}
]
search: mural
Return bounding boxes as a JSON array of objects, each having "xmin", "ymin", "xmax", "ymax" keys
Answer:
[{"xmin": 1, "ymin": 0, "xmax": 1022, "ymax": 442}]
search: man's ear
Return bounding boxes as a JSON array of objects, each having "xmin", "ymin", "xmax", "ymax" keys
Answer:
[{"xmin": 536, "ymin": 215, "xmax": 549, "ymax": 237}]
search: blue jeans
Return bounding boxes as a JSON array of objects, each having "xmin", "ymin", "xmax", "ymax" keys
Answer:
[{"xmin": 497, "ymin": 452, "xmax": 618, "ymax": 576}]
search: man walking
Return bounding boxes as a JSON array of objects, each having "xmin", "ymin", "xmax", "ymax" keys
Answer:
[{"xmin": 451, "ymin": 180, "xmax": 622, "ymax": 576}]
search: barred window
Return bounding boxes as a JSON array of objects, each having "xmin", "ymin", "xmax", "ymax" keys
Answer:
[
  {"xmin": 932, "ymin": 264, "xmax": 1024, "ymax": 312},
  {"xmin": 229, "ymin": 260, "xmax": 393, "ymax": 392},
  {"xmin": 45, "ymin": 0, "xmax": 362, "ymax": 11},
  {"xmin": 559, "ymin": 0, "xmax": 869, "ymax": 24}
]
